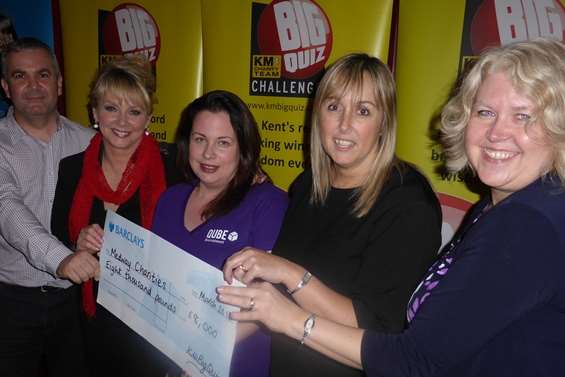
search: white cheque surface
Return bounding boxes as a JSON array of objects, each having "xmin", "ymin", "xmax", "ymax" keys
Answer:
[{"xmin": 98, "ymin": 210, "xmax": 240, "ymax": 377}]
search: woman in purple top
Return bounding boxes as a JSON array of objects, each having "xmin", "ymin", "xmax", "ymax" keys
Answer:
[
  {"xmin": 217, "ymin": 39, "xmax": 565, "ymax": 376},
  {"xmin": 152, "ymin": 90, "xmax": 288, "ymax": 377}
]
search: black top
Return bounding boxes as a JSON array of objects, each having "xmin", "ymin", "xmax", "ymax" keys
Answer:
[{"xmin": 271, "ymin": 164, "xmax": 442, "ymax": 377}]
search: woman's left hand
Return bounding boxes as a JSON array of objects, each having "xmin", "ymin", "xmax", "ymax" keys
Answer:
[
  {"xmin": 223, "ymin": 247, "xmax": 305, "ymax": 289},
  {"xmin": 217, "ymin": 281, "xmax": 307, "ymax": 338},
  {"xmin": 76, "ymin": 224, "xmax": 104, "ymax": 254}
]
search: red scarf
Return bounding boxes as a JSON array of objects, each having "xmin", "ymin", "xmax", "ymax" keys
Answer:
[{"xmin": 68, "ymin": 132, "xmax": 166, "ymax": 317}]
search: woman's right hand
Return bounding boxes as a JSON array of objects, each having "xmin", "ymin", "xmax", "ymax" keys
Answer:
[
  {"xmin": 222, "ymin": 247, "xmax": 305, "ymax": 290},
  {"xmin": 217, "ymin": 281, "xmax": 306, "ymax": 337},
  {"xmin": 218, "ymin": 282, "xmax": 364, "ymax": 369},
  {"xmin": 76, "ymin": 224, "xmax": 104, "ymax": 254}
]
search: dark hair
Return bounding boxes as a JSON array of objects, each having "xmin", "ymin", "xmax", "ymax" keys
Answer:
[
  {"xmin": 176, "ymin": 90, "xmax": 262, "ymax": 219},
  {"xmin": 1, "ymin": 37, "xmax": 59, "ymax": 79},
  {"xmin": 0, "ymin": 14, "xmax": 17, "ymax": 50}
]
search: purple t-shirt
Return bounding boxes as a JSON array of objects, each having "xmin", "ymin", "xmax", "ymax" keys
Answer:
[{"xmin": 152, "ymin": 182, "xmax": 288, "ymax": 377}]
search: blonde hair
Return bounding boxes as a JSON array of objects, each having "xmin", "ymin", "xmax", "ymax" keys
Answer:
[
  {"xmin": 441, "ymin": 38, "xmax": 565, "ymax": 183},
  {"xmin": 88, "ymin": 55, "xmax": 156, "ymax": 114},
  {"xmin": 310, "ymin": 53, "xmax": 398, "ymax": 217}
]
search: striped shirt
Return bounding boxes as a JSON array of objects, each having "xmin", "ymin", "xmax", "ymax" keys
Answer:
[{"xmin": 0, "ymin": 107, "xmax": 94, "ymax": 288}]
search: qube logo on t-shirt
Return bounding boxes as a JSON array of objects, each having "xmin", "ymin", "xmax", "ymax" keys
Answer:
[{"xmin": 205, "ymin": 228, "xmax": 239, "ymax": 244}]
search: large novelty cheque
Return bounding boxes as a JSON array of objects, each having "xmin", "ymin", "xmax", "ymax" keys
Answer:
[{"xmin": 98, "ymin": 210, "xmax": 241, "ymax": 377}]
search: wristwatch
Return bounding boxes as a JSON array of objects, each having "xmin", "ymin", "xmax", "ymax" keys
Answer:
[
  {"xmin": 287, "ymin": 271, "xmax": 312, "ymax": 295},
  {"xmin": 300, "ymin": 313, "xmax": 316, "ymax": 345}
]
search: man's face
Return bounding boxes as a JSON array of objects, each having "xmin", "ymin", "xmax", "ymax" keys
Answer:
[{"xmin": 1, "ymin": 48, "xmax": 62, "ymax": 120}]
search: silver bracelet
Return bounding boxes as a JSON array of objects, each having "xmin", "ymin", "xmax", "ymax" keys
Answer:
[
  {"xmin": 300, "ymin": 313, "xmax": 316, "ymax": 345},
  {"xmin": 287, "ymin": 271, "xmax": 312, "ymax": 295}
]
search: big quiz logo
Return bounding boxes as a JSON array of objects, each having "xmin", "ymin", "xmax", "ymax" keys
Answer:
[
  {"xmin": 459, "ymin": 0, "xmax": 565, "ymax": 71},
  {"xmin": 98, "ymin": 3, "xmax": 161, "ymax": 66},
  {"xmin": 250, "ymin": 0, "xmax": 333, "ymax": 97}
]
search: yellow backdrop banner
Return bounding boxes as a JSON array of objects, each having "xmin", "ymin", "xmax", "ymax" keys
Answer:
[
  {"xmin": 59, "ymin": 0, "xmax": 203, "ymax": 143},
  {"xmin": 395, "ymin": 0, "xmax": 565, "ymax": 245},
  {"xmin": 201, "ymin": 0, "xmax": 393, "ymax": 190}
]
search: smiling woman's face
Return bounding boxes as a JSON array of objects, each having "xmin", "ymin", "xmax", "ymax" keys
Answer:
[
  {"xmin": 318, "ymin": 74, "xmax": 383, "ymax": 188},
  {"xmin": 465, "ymin": 71, "xmax": 554, "ymax": 204},
  {"xmin": 93, "ymin": 91, "xmax": 149, "ymax": 155},
  {"xmin": 189, "ymin": 110, "xmax": 240, "ymax": 191}
]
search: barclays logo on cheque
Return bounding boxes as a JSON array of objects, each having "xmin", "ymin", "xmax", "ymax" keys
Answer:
[{"xmin": 109, "ymin": 222, "xmax": 145, "ymax": 249}]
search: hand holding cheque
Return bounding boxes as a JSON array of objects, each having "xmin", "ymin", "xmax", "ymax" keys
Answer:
[{"xmin": 98, "ymin": 211, "xmax": 242, "ymax": 377}]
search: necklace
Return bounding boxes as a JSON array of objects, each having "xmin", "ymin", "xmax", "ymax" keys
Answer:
[{"xmin": 406, "ymin": 200, "xmax": 491, "ymax": 322}]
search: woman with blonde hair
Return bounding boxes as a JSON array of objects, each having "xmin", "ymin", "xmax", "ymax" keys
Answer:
[
  {"xmin": 220, "ymin": 39, "xmax": 565, "ymax": 377},
  {"xmin": 221, "ymin": 53, "xmax": 442, "ymax": 377},
  {"xmin": 52, "ymin": 55, "xmax": 176, "ymax": 377}
]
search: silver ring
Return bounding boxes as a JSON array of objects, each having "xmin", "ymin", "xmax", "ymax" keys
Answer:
[
  {"xmin": 248, "ymin": 297, "xmax": 255, "ymax": 310},
  {"xmin": 238, "ymin": 264, "xmax": 248, "ymax": 272}
]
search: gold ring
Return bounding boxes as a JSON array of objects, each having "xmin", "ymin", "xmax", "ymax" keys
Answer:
[{"xmin": 238, "ymin": 264, "xmax": 248, "ymax": 272}]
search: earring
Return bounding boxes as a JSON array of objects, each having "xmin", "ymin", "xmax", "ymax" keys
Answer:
[
  {"xmin": 145, "ymin": 128, "xmax": 150, "ymax": 136},
  {"xmin": 93, "ymin": 123, "xmax": 99, "ymax": 129}
]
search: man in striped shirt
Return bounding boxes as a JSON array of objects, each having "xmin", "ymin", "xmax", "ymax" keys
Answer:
[{"xmin": 0, "ymin": 38, "xmax": 97, "ymax": 377}]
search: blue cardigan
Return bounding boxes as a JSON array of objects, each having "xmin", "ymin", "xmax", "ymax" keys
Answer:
[{"xmin": 362, "ymin": 177, "xmax": 565, "ymax": 377}]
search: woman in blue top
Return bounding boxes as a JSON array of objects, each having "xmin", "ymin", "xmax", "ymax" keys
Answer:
[
  {"xmin": 218, "ymin": 38, "xmax": 565, "ymax": 376},
  {"xmin": 152, "ymin": 90, "xmax": 288, "ymax": 377}
]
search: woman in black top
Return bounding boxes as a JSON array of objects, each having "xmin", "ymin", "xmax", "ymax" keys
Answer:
[{"xmin": 220, "ymin": 53, "xmax": 441, "ymax": 377}]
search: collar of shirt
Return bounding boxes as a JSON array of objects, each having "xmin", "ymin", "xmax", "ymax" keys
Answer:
[{"xmin": 2, "ymin": 106, "xmax": 63, "ymax": 146}]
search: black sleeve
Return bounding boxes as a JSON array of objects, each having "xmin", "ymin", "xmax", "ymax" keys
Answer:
[
  {"xmin": 51, "ymin": 154, "xmax": 83, "ymax": 249},
  {"xmin": 159, "ymin": 142, "xmax": 183, "ymax": 186},
  {"xmin": 361, "ymin": 204, "xmax": 560, "ymax": 377},
  {"xmin": 352, "ymin": 171, "xmax": 442, "ymax": 333}
]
